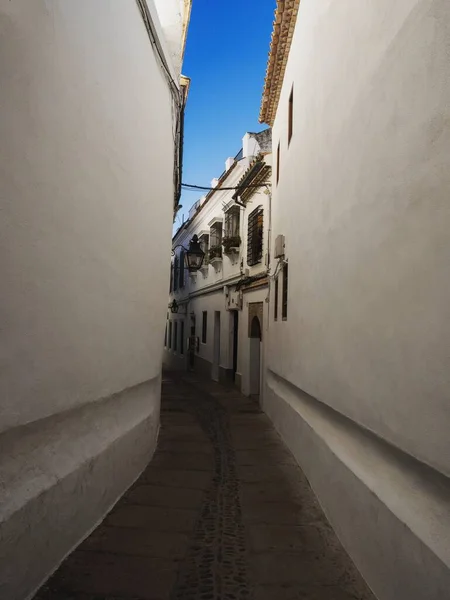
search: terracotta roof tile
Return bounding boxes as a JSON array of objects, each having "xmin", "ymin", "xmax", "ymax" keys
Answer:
[{"xmin": 259, "ymin": 0, "xmax": 300, "ymax": 126}]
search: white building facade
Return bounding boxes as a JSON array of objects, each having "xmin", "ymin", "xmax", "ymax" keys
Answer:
[
  {"xmin": 260, "ymin": 2, "xmax": 450, "ymax": 600},
  {"xmin": 0, "ymin": 2, "xmax": 190, "ymax": 598},
  {"xmin": 164, "ymin": 131, "xmax": 272, "ymax": 397}
]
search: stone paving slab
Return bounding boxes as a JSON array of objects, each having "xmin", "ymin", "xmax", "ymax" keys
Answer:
[{"xmin": 35, "ymin": 373, "xmax": 375, "ymax": 600}]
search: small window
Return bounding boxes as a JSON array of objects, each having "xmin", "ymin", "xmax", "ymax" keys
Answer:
[
  {"xmin": 288, "ymin": 86, "xmax": 294, "ymax": 145},
  {"xmin": 174, "ymin": 321, "xmax": 178, "ymax": 352},
  {"xmin": 276, "ymin": 142, "xmax": 280, "ymax": 185},
  {"xmin": 274, "ymin": 276, "xmax": 279, "ymax": 321},
  {"xmin": 282, "ymin": 263, "xmax": 288, "ymax": 320},
  {"xmin": 247, "ymin": 206, "xmax": 264, "ymax": 266},
  {"xmin": 180, "ymin": 321, "xmax": 185, "ymax": 355},
  {"xmin": 168, "ymin": 321, "xmax": 173, "ymax": 349},
  {"xmin": 202, "ymin": 311, "xmax": 207, "ymax": 344}
]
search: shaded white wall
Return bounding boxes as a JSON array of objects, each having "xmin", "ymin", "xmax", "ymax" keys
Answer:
[
  {"xmin": 153, "ymin": 0, "xmax": 188, "ymax": 76},
  {"xmin": 0, "ymin": 1, "xmax": 180, "ymax": 598},
  {"xmin": 265, "ymin": 0, "xmax": 450, "ymax": 598}
]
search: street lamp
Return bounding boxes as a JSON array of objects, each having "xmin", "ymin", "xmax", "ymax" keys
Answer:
[
  {"xmin": 169, "ymin": 299, "xmax": 179, "ymax": 313},
  {"xmin": 173, "ymin": 234, "xmax": 205, "ymax": 273}
]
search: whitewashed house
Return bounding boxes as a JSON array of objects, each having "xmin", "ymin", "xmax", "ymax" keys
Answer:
[
  {"xmin": 0, "ymin": 2, "xmax": 190, "ymax": 598},
  {"xmin": 164, "ymin": 130, "xmax": 272, "ymax": 397},
  {"xmin": 260, "ymin": 1, "xmax": 450, "ymax": 599}
]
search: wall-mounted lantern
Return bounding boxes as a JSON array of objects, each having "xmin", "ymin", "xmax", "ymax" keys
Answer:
[
  {"xmin": 169, "ymin": 299, "xmax": 179, "ymax": 313},
  {"xmin": 172, "ymin": 235, "xmax": 205, "ymax": 273}
]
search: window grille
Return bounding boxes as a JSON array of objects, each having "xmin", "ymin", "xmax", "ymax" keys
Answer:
[
  {"xmin": 224, "ymin": 207, "xmax": 240, "ymax": 237},
  {"xmin": 247, "ymin": 206, "xmax": 264, "ymax": 266}
]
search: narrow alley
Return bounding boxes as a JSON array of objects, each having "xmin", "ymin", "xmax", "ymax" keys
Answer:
[{"xmin": 35, "ymin": 374, "xmax": 374, "ymax": 600}]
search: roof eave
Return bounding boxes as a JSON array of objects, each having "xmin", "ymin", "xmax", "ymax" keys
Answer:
[{"xmin": 259, "ymin": 0, "xmax": 300, "ymax": 126}]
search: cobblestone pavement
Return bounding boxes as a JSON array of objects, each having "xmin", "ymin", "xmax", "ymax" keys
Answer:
[{"xmin": 35, "ymin": 373, "xmax": 375, "ymax": 600}]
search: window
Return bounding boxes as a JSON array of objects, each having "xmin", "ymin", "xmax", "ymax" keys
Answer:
[
  {"xmin": 168, "ymin": 321, "xmax": 172, "ymax": 349},
  {"xmin": 274, "ymin": 276, "xmax": 279, "ymax": 321},
  {"xmin": 209, "ymin": 224, "xmax": 223, "ymax": 259},
  {"xmin": 288, "ymin": 86, "xmax": 294, "ymax": 145},
  {"xmin": 276, "ymin": 142, "xmax": 280, "ymax": 185},
  {"xmin": 282, "ymin": 263, "xmax": 288, "ymax": 320},
  {"xmin": 179, "ymin": 250, "xmax": 185, "ymax": 289},
  {"xmin": 174, "ymin": 321, "xmax": 178, "ymax": 352},
  {"xmin": 200, "ymin": 234, "xmax": 210, "ymax": 265},
  {"xmin": 180, "ymin": 321, "xmax": 185, "ymax": 355},
  {"xmin": 247, "ymin": 206, "xmax": 264, "ymax": 266},
  {"xmin": 202, "ymin": 311, "xmax": 207, "ymax": 344},
  {"xmin": 169, "ymin": 263, "xmax": 173, "ymax": 293},
  {"xmin": 173, "ymin": 255, "xmax": 179, "ymax": 292},
  {"xmin": 164, "ymin": 323, "xmax": 168, "ymax": 347},
  {"xmin": 224, "ymin": 207, "xmax": 240, "ymax": 238}
]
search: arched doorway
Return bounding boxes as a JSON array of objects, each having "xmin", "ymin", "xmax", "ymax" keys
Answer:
[{"xmin": 249, "ymin": 315, "xmax": 262, "ymax": 396}]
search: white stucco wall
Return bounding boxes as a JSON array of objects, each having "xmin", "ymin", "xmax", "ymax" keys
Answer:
[
  {"xmin": 265, "ymin": 0, "xmax": 450, "ymax": 598},
  {"xmin": 153, "ymin": 0, "xmax": 188, "ymax": 76},
  {"xmin": 0, "ymin": 1, "xmax": 181, "ymax": 598}
]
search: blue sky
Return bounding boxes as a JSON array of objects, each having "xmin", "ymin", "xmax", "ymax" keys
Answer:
[{"xmin": 178, "ymin": 0, "xmax": 275, "ymax": 227}]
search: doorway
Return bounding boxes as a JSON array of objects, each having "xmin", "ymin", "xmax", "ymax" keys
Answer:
[
  {"xmin": 212, "ymin": 311, "xmax": 221, "ymax": 381},
  {"xmin": 249, "ymin": 315, "xmax": 261, "ymax": 396}
]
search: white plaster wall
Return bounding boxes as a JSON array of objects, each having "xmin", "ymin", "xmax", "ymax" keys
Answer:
[
  {"xmin": 153, "ymin": 0, "xmax": 188, "ymax": 76},
  {"xmin": 269, "ymin": 0, "xmax": 450, "ymax": 483},
  {"xmin": 266, "ymin": 0, "xmax": 450, "ymax": 596},
  {"xmin": 0, "ymin": 1, "xmax": 178, "ymax": 598}
]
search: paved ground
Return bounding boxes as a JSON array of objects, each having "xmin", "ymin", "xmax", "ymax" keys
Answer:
[{"xmin": 35, "ymin": 373, "xmax": 375, "ymax": 600}]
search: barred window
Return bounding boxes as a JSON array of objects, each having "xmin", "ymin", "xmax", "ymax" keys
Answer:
[
  {"xmin": 210, "ymin": 223, "xmax": 222, "ymax": 248},
  {"xmin": 179, "ymin": 250, "xmax": 185, "ymax": 289},
  {"xmin": 173, "ymin": 255, "xmax": 179, "ymax": 292},
  {"xmin": 247, "ymin": 206, "xmax": 264, "ymax": 266},
  {"xmin": 200, "ymin": 234, "xmax": 209, "ymax": 265},
  {"xmin": 224, "ymin": 206, "xmax": 240, "ymax": 237}
]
